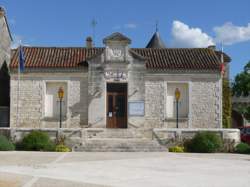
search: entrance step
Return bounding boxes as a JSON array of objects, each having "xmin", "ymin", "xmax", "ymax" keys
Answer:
[
  {"xmin": 73, "ymin": 138, "xmax": 167, "ymax": 152},
  {"xmin": 83, "ymin": 128, "xmax": 152, "ymax": 139}
]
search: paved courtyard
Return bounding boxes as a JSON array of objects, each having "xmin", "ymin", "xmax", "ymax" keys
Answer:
[{"xmin": 0, "ymin": 152, "xmax": 249, "ymax": 187}]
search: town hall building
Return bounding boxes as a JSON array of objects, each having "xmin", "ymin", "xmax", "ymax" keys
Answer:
[
  {"xmin": 2, "ymin": 7, "xmax": 241, "ymax": 151},
  {"xmin": 9, "ymin": 31, "xmax": 230, "ymax": 130}
]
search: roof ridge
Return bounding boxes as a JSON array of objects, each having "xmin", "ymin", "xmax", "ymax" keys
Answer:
[
  {"xmin": 132, "ymin": 47, "xmax": 212, "ymax": 50},
  {"xmin": 15, "ymin": 46, "xmax": 105, "ymax": 49}
]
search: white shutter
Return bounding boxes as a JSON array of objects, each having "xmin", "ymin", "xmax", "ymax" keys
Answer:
[
  {"xmin": 45, "ymin": 94, "xmax": 54, "ymax": 117},
  {"xmin": 167, "ymin": 95, "xmax": 174, "ymax": 118}
]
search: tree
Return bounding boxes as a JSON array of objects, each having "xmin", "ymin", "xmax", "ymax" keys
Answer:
[
  {"xmin": 232, "ymin": 61, "xmax": 250, "ymax": 121},
  {"xmin": 223, "ymin": 78, "xmax": 232, "ymax": 128},
  {"xmin": 232, "ymin": 61, "xmax": 250, "ymax": 97}
]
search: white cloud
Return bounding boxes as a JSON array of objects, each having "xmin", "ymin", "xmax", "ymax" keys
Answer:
[
  {"xmin": 112, "ymin": 25, "xmax": 121, "ymax": 30},
  {"xmin": 214, "ymin": 22, "xmax": 250, "ymax": 45},
  {"xmin": 171, "ymin": 20, "xmax": 214, "ymax": 48},
  {"xmin": 124, "ymin": 23, "xmax": 137, "ymax": 29},
  {"xmin": 112, "ymin": 23, "xmax": 137, "ymax": 30}
]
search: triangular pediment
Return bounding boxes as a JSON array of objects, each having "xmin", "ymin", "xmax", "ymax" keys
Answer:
[{"xmin": 103, "ymin": 32, "xmax": 131, "ymax": 44}]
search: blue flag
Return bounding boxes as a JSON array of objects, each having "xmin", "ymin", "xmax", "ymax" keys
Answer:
[{"xmin": 19, "ymin": 45, "xmax": 25, "ymax": 73}]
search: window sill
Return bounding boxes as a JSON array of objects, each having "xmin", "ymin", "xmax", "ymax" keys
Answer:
[
  {"xmin": 42, "ymin": 117, "xmax": 67, "ymax": 122},
  {"xmin": 164, "ymin": 117, "xmax": 189, "ymax": 122}
]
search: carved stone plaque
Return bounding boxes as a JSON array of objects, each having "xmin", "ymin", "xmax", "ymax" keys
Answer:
[
  {"xmin": 110, "ymin": 48, "xmax": 122, "ymax": 58},
  {"xmin": 104, "ymin": 71, "xmax": 127, "ymax": 81}
]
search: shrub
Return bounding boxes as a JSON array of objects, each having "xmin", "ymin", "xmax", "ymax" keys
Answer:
[
  {"xmin": 184, "ymin": 132, "xmax": 223, "ymax": 153},
  {"xmin": 235, "ymin": 143, "xmax": 250, "ymax": 154},
  {"xmin": 21, "ymin": 131, "xmax": 55, "ymax": 151},
  {"xmin": 169, "ymin": 146, "xmax": 184, "ymax": 153},
  {"xmin": 0, "ymin": 135, "xmax": 15, "ymax": 151},
  {"xmin": 55, "ymin": 144, "xmax": 71, "ymax": 152}
]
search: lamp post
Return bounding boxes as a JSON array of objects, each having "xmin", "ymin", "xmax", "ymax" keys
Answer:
[
  {"xmin": 175, "ymin": 88, "xmax": 181, "ymax": 128},
  {"xmin": 58, "ymin": 87, "xmax": 64, "ymax": 128}
]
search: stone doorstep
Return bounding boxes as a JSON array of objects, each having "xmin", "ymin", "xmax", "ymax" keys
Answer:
[
  {"xmin": 73, "ymin": 137, "xmax": 167, "ymax": 152},
  {"xmin": 83, "ymin": 128, "xmax": 151, "ymax": 139}
]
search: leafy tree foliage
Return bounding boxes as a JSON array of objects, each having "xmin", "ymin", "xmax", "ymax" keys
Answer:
[
  {"xmin": 232, "ymin": 61, "xmax": 250, "ymax": 97},
  {"xmin": 232, "ymin": 61, "xmax": 250, "ymax": 121},
  {"xmin": 223, "ymin": 78, "xmax": 231, "ymax": 128}
]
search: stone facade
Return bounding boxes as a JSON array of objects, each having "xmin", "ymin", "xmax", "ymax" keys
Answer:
[
  {"xmin": 9, "ymin": 70, "xmax": 222, "ymax": 129},
  {"xmin": 8, "ymin": 33, "xmax": 223, "ymax": 130},
  {"xmin": 10, "ymin": 71, "xmax": 88, "ymax": 128},
  {"xmin": 0, "ymin": 10, "xmax": 11, "ymax": 68},
  {"xmin": 144, "ymin": 73, "xmax": 222, "ymax": 129},
  {"xmin": 0, "ymin": 8, "xmax": 11, "ymax": 127},
  {"xmin": 87, "ymin": 48, "xmax": 146, "ymax": 128}
]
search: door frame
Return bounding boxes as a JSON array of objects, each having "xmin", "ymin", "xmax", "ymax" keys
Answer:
[{"xmin": 106, "ymin": 82, "xmax": 128, "ymax": 128}]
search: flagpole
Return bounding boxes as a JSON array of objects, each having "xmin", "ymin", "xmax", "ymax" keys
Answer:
[
  {"xmin": 220, "ymin": 42, "xmax": 224, "ymax": 128},
  {"xmin": 16, "ymin": 45, "xmax": 20, "ymax": 127},
  {"xmin": 221, "ymin": 42, "xmax": 224, "ymax": 64}
]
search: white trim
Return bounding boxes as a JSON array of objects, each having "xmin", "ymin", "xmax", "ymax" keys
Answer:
[
  {"xmin": 188, "ymin": 81, "xmax": 192, "ymax": 128},
  {"xmin": 165, "ymin": 81, "xmax": 190, "ymax": 126},
  {"xmin": 43, "ymin": 80, "xmax": 69, "ymax": 122},
  {"xmin": 163, "ymin": 81, "xmax": 167, "ymax": 121}
]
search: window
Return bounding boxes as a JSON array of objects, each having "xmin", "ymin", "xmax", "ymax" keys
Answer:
[
  {"xmin": 246, "ymin": 128, "xmax": 250, "ymax": 135},
  {"xmin": 166, "ymin": 83, "xmax": 189, "ymax": 118},
  {"xmin": 44, "ymin": 82, "xmax": 67, "ymax": 118}
]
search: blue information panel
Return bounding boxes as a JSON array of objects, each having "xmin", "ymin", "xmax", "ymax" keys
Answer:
[{"xmin": 129, "ymin": 101, "xmax": 145, "ymax": 116}]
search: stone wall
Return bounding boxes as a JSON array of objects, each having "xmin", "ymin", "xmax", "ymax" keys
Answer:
[
  {"xmin": 145, "ymin": 80, "xmax": 164, "ymax": 128},
  {"xmin": 144, "ymin": 73, "xmax": 222, "ymax": 129},
  {"xmin": 153, "ymin": 128, "xmax": 240, "ymax": 149},
  {"xmin": 10, "ymin": 71, "xmax": 88, "ymax": 128},
  {"xmin": 191, "ymin": 79, "xmax": 221, "ymax": 128},
  {"xmin": 0, "ymin": 127, "xmax": 240, "ymax": 152},
  {"xmin": 88, "ymin": 57, "xmax": 146, "ymax": 128},
  {"xmin": 0, "ymin": 14, "xmax": 11, "ymax": 68}
]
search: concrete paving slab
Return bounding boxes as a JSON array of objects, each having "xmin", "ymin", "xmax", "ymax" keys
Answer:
[
  {"xmin": 32, "ymin": 177, "xmax": 111, "ymax": 187},
  {"xmin": 0, "ymin": 172, "xmax": 32, "ymax": 187},
  {"xmin": 0, "ymin": 152, "xmax": 249, "ymax": 187},
  {"xmin": 0, "ymin": 151, "xmax": 61, "ymax": 166}
]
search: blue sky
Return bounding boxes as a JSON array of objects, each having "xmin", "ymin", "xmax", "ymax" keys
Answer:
[{"xmin": 2, "ymin": 0, "xmax": 250, "ymax": 79}]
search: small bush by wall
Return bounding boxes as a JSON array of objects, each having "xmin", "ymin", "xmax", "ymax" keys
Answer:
[
  {"xmin": 0, "ymin": 135, "xmax": 15, "ymax": 151},
  {"xmin": 55, "ymin": 144, "xmax": 71, "ymax": 152},
  {"xmin": 169, "ymin": 146, "xmax": 184, "ymax": 153},
  {"xmin": 20, "ymin": 131, "xmax": 55, "ymax": 151},
  {"xmin": 184, "ymin": 132, "xmax": 223, "ymax": 153},
  {"xmin": 235, "ymin": 143, "xmax": 250, "ymax": 154}
]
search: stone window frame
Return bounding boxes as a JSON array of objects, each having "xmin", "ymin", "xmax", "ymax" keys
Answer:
[
  {"xmin": 42, "ymin": 80, "xmax": 69, "ymax": 121},
  {"xmin": 164, "ymin": 81, "xmax": 192, "ymax": 127}
]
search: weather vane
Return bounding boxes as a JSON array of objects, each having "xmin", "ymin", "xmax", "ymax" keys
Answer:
[
  {"xmin": 156, "ymin": 20, "xmax": 159, "ymax": 32},
  {"xmin": 91, "ymin": 19, "xmax": 97, "ymax": 46}
]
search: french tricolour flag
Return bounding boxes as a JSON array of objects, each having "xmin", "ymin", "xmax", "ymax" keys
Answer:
[{"xmin": 19, "ymin": 45, "xmax": 25, "ymax": 73}]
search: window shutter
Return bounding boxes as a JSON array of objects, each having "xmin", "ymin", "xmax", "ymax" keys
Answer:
[
  {"xmin": 167, "ymin": 95, "xmax": 174, "ymax": 118},
  {"xmin": 45, "ymin": 94, "xmax": 54, "ymax": 117}
]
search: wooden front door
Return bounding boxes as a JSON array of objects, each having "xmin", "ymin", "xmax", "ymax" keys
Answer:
[{"xmin": 107, "ymin": 83, "xmax": 127, "ymax": 128}]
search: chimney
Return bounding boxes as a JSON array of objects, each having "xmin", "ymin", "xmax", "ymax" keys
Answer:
[
  {"xmin": 208, "ymin": 45, "xmax": 216, "ymax": 50},
  {"xmin": 0, "ymin": 6, "xmax": 5, "ymax": 18},
  {"xmin": 86, "ymin": 36, "xmax": 93, "ymax": 48}
]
